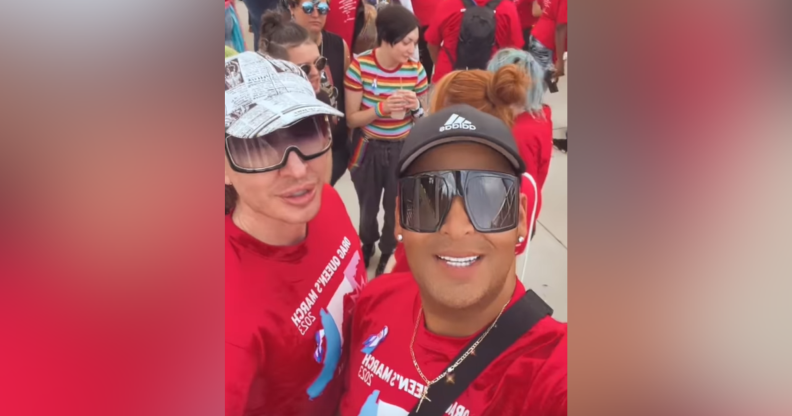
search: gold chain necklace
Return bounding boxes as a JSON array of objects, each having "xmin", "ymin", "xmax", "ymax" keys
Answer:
[{"xmin": 409, "ymin": 299, "xmax": 510, "ymax": 412}]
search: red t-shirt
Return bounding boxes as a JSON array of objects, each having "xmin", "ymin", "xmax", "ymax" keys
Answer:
[
  {"xmin": 225, "ymin": 185, "xmax": 368, "ymax": 416},
  {"xmin": 339, "ymin": 273, "xmax": 567, "ymax": 416},
  {"xmin": 513, "ymin": 106, "xmax": 554, "ymax": 194},
  {"xmin": 425, "ymin": 0, "xmax": 524, "ymax": 83},
  {"xmin": 412, "ymin": 0, "xmax": 441, "ymax": 28},
  {"xmin": 516, "ymin": 0, "xmax": 539, "ymax": 30},
  {"xmin": 531, "ymin": 0, "xmax": 567, "ymax": 53}
]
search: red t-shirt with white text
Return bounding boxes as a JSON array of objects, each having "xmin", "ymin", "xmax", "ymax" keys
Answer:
[
  {"xmin": 425, "ymin": 0, "xmax": 524, "ymax": 83},
  {"xmin": 339, "ymin": 273, "xmax": 567, "ymax": 416},
  {"xmin": 225, "ymin": 185, "xmax": 368, "ymax": 416},
  {"xmin": 531, "ymin": 0, "xmax": 568, "ymax": 53}
]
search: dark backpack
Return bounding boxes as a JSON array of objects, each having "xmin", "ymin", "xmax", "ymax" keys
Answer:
[{"xmin": 448, "ymin": 0, "xmax": 503, "ymax": 70}]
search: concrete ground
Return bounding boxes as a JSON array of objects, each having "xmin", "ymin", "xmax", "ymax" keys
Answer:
[{"xmin": 231, "ymin": 3, "xmax": 568, "ymax": 321}]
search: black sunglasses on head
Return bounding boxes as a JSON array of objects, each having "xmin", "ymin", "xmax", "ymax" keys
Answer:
[{"xmin": 399, "ymin": 170, "xmax": 521, "ymax": 234}]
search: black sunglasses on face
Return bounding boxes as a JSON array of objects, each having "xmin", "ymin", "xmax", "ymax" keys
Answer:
[
  {"xmin": 399, "ymin": 170, "xmax": 521, "ymax": 234},
  {"xmin": 300, "ymin": 1, "xmax": 330, "ymax": 15},
  {"xmin": 299, "ymin": 56, "xmax": 328, "ymax": 76}
]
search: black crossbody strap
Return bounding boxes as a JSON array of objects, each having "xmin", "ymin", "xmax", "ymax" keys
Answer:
[{"xmin": 408, "ymin": 290, "xmax": 553, "ymax": 416}]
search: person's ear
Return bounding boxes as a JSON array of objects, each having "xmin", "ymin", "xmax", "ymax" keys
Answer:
[{"xmin": 517, "ymin": 193, "xmax": 528, "ymax": 242}]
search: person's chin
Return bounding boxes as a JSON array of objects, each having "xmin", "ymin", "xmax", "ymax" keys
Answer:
[{"xmin": 428, "ymin": 284, "xmax": 484, "ymax": 311}]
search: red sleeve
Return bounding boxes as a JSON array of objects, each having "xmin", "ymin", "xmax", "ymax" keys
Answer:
[
  {"xmin": 225, "ymin": 342, "xmax": 260, "ymax": 416},
  {"xmin": 557, "ymin": 0, "xmax": 568, "ymax": 25},
  {"xmin": 512, "ymin": 119, "xmax": 540, "ymax": 188},
  {"xmin": 535, "ymin": 107, "xmax": 554, "ymax": 191},
  {"xmin": 424, "ymin": 0, "xmax": 452, "ymax": 46},
  {"xmin": 497, "ymin": 0, "xmax": 525, "ymax": 49}
]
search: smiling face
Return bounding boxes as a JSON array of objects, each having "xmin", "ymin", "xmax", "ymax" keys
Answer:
[
  {"xmin": 396, "ymin": 142, "xmax": 528, "ymax": 310},
  {"xmin": 288, "ymin": 42, "xmax": 322, "ymax": 93}
]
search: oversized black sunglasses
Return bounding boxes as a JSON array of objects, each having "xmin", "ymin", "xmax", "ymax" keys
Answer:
[{"xmin": 399, "ymin": 170, "xmax": 520, "ymax": 233}]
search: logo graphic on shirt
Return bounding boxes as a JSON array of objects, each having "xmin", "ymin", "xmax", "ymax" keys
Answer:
[
  {"xmin": 361, "ymin": 326, "xmax": 389, "ymax": 354},
  {"xmin": 304, "ymin": 238, "xmax": 367, "ymax": 400},
  {"xmin": 308, "ymin": 309, "xmax": 342, "ymax": 400},
  {"xmin": 439, "ymin": 114, "xmax": 477, "ymax": 132}
]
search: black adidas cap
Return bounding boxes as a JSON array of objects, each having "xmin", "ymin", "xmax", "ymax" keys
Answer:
[{"xmin": 398, "ymin": 104, "xmax": 526, "ymax": 176}]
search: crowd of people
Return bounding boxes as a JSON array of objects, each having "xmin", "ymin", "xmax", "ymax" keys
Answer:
[{"xmin": 225, "ymin": 0, "xmax": 567, "ymax": 415}]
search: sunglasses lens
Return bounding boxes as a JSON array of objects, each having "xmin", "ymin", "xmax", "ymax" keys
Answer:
[
  {"xmin": 300, "ymin": 64, "xmax": 311, "ymax": 75},
  {"xmin": 464, "ymin": 174, "xmax": 520, "ymax": 231},
  {"xmin": 315, "ymin": 57, "xmax": 327, "ymax": 71},
  {"xmin": 301, "ymin": 2, "xmax": 314, "ymax": 13},
  {"xmin": 400, "ymin": 175, "xmax": 452, "ymax": 232},
  {"xmin": 226, "ymin": 115, "xmax": 330, "ymax": 171},
  {"xmin": 317, "ymin": 3, "xmax": 330, "ymax": 14}
]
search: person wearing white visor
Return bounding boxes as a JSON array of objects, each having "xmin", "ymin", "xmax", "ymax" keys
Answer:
[{"xmin": 225, "ymin": 51, "xmax": 368, "ymax": 416}]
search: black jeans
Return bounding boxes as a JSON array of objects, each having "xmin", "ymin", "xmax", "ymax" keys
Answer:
[{"xmin": 349, "ymin": 132, "xmax": 403, "ymax": 255}]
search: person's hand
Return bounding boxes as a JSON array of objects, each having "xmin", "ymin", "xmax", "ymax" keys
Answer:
[
  {"xmin": 382, "ymin": 93, "xmax": 406, "ymax": 115},
  {"xmin": 401, "ymin": 91, "xmax": 420, "ymax": 111},
  {"xmin": 553, "ymin": 60, "xmax": 565, "ymax": 83}
]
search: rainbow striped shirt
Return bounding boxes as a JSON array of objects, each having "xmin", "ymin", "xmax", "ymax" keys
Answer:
[{"xmin": 344, "ymin": 49, "xmax": 429, "ymax": 140}]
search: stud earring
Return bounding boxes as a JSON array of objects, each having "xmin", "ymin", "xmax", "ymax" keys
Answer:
[
  {"xmin": 517, "ymin": 236, "xmax": 525, "ymax": 244},
  {"xmin": 397, "ymin": 234, "xmax": 403, "ymax": 242}
]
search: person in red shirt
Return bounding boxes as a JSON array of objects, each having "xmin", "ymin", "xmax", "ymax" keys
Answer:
[
  {"xmin": 516, "ymin": 0, "xmax": 539, "ymax": 50},
  {"xmin": 410, "ymin": 0, "xmax": 441, "ymax": 83},
  {"xmin": 424, "ymin": 0, "xmax": 524, "ymax": 84},
  {"xmin": 489, "ymin": 48, "xmax": 554, "ymax": 197},
  {"xmin": 528, "ymin": 0, "xmax": 567, "ymax": 83},
  {"xmin": 339, "ymin": 105, "xmax": 567, "ymax": 416},
  {"xmin": 386, "ymin": 60, "xmax": 551, "ymax": 274},
  {"xmin": 225, "ymin": 51, "xmax": 368, "ymax": 416}
]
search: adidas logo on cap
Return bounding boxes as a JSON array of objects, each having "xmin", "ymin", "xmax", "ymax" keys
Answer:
[{"xmin": 439, "ymin": 114, "xmax": 477, "ymax": 132}]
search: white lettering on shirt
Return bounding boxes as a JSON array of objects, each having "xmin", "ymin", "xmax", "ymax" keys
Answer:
[
  {"xmin": 290, "ymin": 237, "xmax": 351, "ymax": 334},
  {"xmin": 357, "ymin": 352, "xmax": 474, "ymax": 415}
]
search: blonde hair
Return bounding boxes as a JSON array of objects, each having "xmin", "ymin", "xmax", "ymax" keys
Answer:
[{"xmin": 430, "ymin": 65, "xmax": 530, "ymax": 128}]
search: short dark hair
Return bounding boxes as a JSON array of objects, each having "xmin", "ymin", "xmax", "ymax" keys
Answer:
[
  {"xmin": 259, "ymin": 10, "xmax": 312, "ymax": 60},
  {"xmin": 376, "ymin": 5, "xmax": 419, "ymax": 46}
]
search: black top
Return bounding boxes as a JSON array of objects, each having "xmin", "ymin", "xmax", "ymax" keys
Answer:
[{"xmin": 320, "ymin": 30, "xmax": 348, "ymax": 151}]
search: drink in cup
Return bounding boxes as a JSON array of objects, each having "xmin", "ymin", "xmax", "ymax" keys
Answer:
[{"xmin": 390, "ymin": 90, "xmax": 407, "ymax": 120}]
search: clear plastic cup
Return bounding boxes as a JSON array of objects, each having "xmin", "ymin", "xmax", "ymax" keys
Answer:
[{"xmin": 390, "ymin": 90, "xmax": 406, "ymax": 120}]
